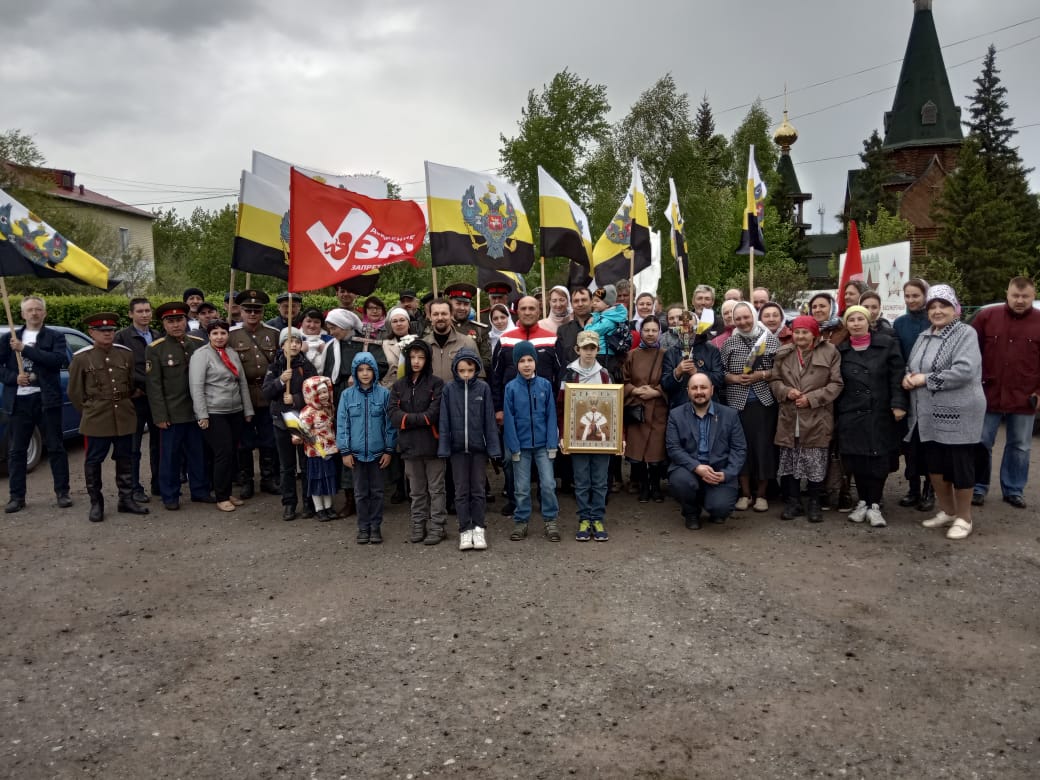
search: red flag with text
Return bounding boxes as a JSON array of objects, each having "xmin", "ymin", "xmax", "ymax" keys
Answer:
[{"xmin": 288, "ymin": 168, "xmax": 426, "ymax": 292}]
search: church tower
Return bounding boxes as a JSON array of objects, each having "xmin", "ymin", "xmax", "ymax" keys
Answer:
[
  {"xmin": 773, "ymin": 108, "xmax": 812, "ymax": 238},
  {"xmin": 847, "ymin": 0, "xmax": 963, "ymax": 255}
]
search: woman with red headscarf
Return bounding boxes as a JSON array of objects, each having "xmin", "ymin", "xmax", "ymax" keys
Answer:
[{"xmin": 769, "ymin": 315, "xmax": 843, "ymax": 522}]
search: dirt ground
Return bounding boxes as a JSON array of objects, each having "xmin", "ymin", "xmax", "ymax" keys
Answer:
[{"xmin": 2, "ymin": 435, "xmax": 1039, "ymax": 779}]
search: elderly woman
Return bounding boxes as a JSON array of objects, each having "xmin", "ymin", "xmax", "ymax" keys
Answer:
[
  {"xmin": 857, "ymin": 291, "xmax": 895, "ymax": 336},
  {"xmin": 722, "ymin": 302, "xmax": 781, "ymax": 512},
  {"xmin": 380, "ymin": 307, "xmax": 414, "ymax": 389},
  {"xmin": 759, "ymin": 301, "xmax": 792, "ymax": 345},
  {"xmin": 538, "ymin": 285, "xmax": 572, "ymax": 334},
  {"xmin": 189, "ymin": 320, "xmax": 254, "ymax": 513},
  {"xmin": 770, "ymin": 316, "xmax": 843, "ymax": 522},
  {"xmin": 299, "ymin": 308, "xmax": 333, "ymax": 371},
  {"xmin": 622, "ymin": 317, "xmax": 669, "ymax": 502},
  {"xmin": 892, "ymin": 278, "xmax": 933, "ymax": 510},
  {"xmin": 836, "ymin": 306, "xmax": 907, "ymax": 527},
  {"xmin": 902, "ymin": 284, "xmax": 985, "ymax": 540},
  {"xmin": 710, "ymin": 299, "xmax": 738, "ymax": 349},
  {"xmin": 262, "ymin": 328, "xmax": 318, "ymax": 521}
]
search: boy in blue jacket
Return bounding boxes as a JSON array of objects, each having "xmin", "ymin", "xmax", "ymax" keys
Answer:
[
  {"xmin": 438, "ymin": 348, "xmax": 501, "ymax": 552},
  {"xmin": 503, "ymin": 341, "xmax": 560, "ymax": 541},
  {"xmin": 337, "ymin": 352, "xmax": 396, "ymax": 545}
]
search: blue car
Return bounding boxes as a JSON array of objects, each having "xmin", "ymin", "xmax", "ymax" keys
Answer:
[{"xmin": 0, "ymin": 325, "xmax": 92, "ymax": 474}]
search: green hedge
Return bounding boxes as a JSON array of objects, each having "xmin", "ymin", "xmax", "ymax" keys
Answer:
[{"xmin": 4, "ymin": 291, "xmax": 415, "ymax": 330}]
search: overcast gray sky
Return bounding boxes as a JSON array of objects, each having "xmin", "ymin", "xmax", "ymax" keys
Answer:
[{"xmin": 9, "ymin": 0, "xmax": 1039, "ymax": 235}]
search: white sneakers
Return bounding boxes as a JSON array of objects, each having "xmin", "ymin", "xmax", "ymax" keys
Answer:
[
  {"xmin": 866, "ymin": 504, "xmax": 886, "ymax": 527},
  {"xmin": 459, "ymin": 530, "xmax": 473, "ymax": 551},
  {"xmin": 459, "ymin": 528, "xmax": 488, "ymax": 551},
  {"xmin": 848, "ymin": 500, "xmax": 868, "ymax": 523},
  {"xmin": 921, "ymin": 510, "xmax": 954, "ymax": 529},
  {"xmin": 735, "ymin": 496, "xmax": 751, "ymax": 512},
  {"xmin": 753, "ymin": 497, "xmax": 769, "ymax": 512},
  {"xmin": 921, "ymin": 510, "xmax": 972, "ymax": 539}
]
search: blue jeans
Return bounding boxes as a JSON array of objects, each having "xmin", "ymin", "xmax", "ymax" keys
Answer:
[
  {"xmin": 976, "ymin": 412, "xmax": 1034, "ymax": 498},
  {"xmin": 512, "ymin": 448, "xmax": 559, "ymax": 524},
  {"xmin": 572, "ymin": 453, "xmax": 609, "ymax": 522}
]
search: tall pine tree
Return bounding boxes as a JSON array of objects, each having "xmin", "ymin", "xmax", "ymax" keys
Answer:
[
  {"xmin": 932, "ymin": 45, "xmax": 1040, "ymax": 300},
  {"xmin": 844, "ymin": 129, "xmax": 898, "ymax": 230}
]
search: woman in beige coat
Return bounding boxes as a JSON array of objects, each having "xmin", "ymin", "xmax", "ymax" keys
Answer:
[{"xmin": 770, "ymin": 315, "xmax": 843, "ymax": 522}]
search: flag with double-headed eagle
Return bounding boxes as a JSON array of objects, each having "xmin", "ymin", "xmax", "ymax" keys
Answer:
[
  {"xmin": 0, "ymin": 187, "xmax": 115, "ymax": 289},
  {"xmin": 664, "ymin": 177, "xmax": 688, "ymax": 282},
  {"xmin": 591, "ymin": 160, "xmax": 651, "ymax": 286},
  {"xmin": 233, "ymin": 150, "xmax": 388, "ymax": 283},
  {"xmin": 424, "ymin": 161, "xmax": 534, "ymax": 273},
  {"xmin": 735, "ymin": 145, "xmax": 767, "ymax": 257}
]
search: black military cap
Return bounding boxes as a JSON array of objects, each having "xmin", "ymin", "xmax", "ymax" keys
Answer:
[
  {"xmin": 155, "ymin": 302, "xmax": 190, "ymax": 320},
  {"xmin": 235, "ymin": 289, "xmax": 270, "ymax": 308},
  {"xmin": 82, "ymin": 312, "xmax": 120, "ymax": 331},
  {"xmin": 444, "ymin": 282, "xmax": 477, "ymax": 301}
]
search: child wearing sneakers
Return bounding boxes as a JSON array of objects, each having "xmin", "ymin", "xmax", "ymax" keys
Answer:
[
  {"xmin": 336, "ymin": 352, "xmax": 396, "ymax": 544},
  {"xmin": 503, "ymin": 341, "xmax": 561, "ymax": 542},
  {"xmin": 438, "ymin": 348, "xmax": 501, "ymax": 551},
  {"xmin": 559, "ymin": 330, "xmax": 614, "ymax": 542}
]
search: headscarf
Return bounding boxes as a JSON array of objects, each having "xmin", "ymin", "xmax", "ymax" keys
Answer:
[
  {"xmin": 637, "ymin": 317, "xmax": 660, "ymax": 349},
  {"xmin": 488, "ymin": 303, "xmax": 514, "ymax": 350},
  {"xmin": 758, "ymin": 301, "xmax": 787, "ymax": 337},
  {"xmin": 386, "ymin": 307, "xmax": 411, "ymax": 339},
  {"xmin": 325, "ymin": 308, "xmax": 362, "ymax": 334},
  {"xmin": 732, "ymin": 302, "xmax": 761, "ymax": 338},
  {"xmin": 790, "ymin": 315, "xmax": 821, "ymax": 340},
  {"xmin": 809, "ymin": 293, "xmax": 841, "ymax": 332},
  {"xmin": 926, "ymin": 283, "xmax": 961, "ymax": 317}
]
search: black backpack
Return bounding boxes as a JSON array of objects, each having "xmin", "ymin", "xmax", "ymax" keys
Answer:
[{"xmin": 604, "ymin": 320, "xmax": 632, "ymax": 354}]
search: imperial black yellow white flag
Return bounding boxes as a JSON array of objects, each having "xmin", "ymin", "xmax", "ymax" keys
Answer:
[
  {"xmin": 538, "ymin": 166, "xmax": 592, "ymax": 268},
  {"xmin": 591, "ymin": 160, "xmax": 651, "ymax": 286},
  {"xmin": 664, "ymin": 177, "xmax": 689, "ymax": 281},
  {"xmin": 424, "ymin": 161, "xmax": 534, "ymax": 273}
]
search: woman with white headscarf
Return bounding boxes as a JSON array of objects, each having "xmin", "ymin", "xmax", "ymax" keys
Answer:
[
  {"xmin": 380, "ymin": 307, "xmax": 414, "ymax": 389},
  {"xmin": 488, "ymin": 303, "xmax": 515, "ymax": 353},
  {"xmin": 538, "ymin": 285, "xmax": 573, "ymax": 333},
  {"xmin": 722, "ymin": 301, "xmax": 781, "ymax": 513}
]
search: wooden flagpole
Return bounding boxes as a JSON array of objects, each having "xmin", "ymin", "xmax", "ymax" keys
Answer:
[
  {"xmin": 475, "ymin": 289, "xmax": 482, "ymax": 323},
  {"xmin": 628, "ymin": 254, "xmax": 635, "ymax": 320},
  {"xmin": 677, "ymin": 248, "xmax": 689, "ymax": 311},
  {"xmin": 540, "ymin": 256, "xmax": 547, "ymax": 318},
  {"xmin": 228, "ymin": 268, "xmax": 236, "ymax": 318},
  {"xmin": 0, "ymin": 278, "xmax": 25, "ymax": 373},
  {"xmin": 432, "ymin": 267, "xmax": 439, "ymax": 299},
  {"xmin": 245, "ymin": 273, "xmax": 252, "ymax": 289}
]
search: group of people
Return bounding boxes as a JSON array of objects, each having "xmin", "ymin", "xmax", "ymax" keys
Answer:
[{"xmin": 2, "ymin": 273, "xmax": 1036, "ymax": 547}]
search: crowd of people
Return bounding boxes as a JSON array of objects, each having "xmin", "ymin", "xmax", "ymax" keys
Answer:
[{"xmin": 2, "ymin": 273, "xmax": 1037, "ymax": 547}]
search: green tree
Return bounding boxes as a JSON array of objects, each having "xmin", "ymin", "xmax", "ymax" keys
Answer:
[
  {"xmin": 968, "ymin": 45, "xmax": 1017, "ymax": 169},
  {"xmin": 860, "ymin": 204, "xmax": 913, "ymax": 248},
  {"xmin": 844, "ymin": 129, "xmax": 899, "ymax": 230},
  {"xmin": 930, "ymin": 137, "xmax": 1027, "ymax": 304},
  {"xmin": 693, "ymin": 94, "xmax": 731, "ymax": 189},
  {"xmin": 0, "ymin": 129, "xmax": 46, "ymax": 189},
  {"xmin": 728, "ymin": 99, "xmax": 777, "ymax": 194}
]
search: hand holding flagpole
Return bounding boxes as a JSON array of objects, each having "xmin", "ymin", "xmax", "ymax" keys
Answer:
[{"xmin": 0, "ymin": 278, "xmax": 24, "ymax": 374}]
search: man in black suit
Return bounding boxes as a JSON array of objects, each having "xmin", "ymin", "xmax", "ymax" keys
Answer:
[
  {"xmin": 113, "ymin": 297, "xmax": 160, "ymax": 504},
  {"xmin": 0, "ymin": 295, "xmax": 72, "ymax": 512}
]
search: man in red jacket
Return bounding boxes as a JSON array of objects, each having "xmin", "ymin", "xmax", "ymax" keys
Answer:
[{"xmin": 971, "ymin": 277, "xmax": 1040, "ymax": 508}]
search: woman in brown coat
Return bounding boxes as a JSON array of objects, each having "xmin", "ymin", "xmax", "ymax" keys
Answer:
[
  {"xmin": 622, "ymin": 318, "xmax": 668, "ymax": 502},
  {"xmin": 770, "ymin": 315, "xmax": 844, "ymax": 522}
]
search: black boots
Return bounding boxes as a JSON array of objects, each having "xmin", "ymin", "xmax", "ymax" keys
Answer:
[
  {"xmin": 86, "ymin": 461, "xmax": 105, "ymax": 522},
  {"xmin": 780, "ymin": 477, "xmax": 805, "ymax": 520},
  {"xmin": 259, "ymin": 449, "xmax": 279, "ymax": 494},
  {"xmin": 116, "ymin": 459, "xmax": 149, "ymax": 515},
  {"xmin": 917, "ymin": 481, "xmax": 936, "ymax": 512}
]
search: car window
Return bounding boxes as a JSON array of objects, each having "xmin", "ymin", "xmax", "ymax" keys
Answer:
[{"xmin": 64, "ymin": 332, "xmax": 91, "ymax": 356}]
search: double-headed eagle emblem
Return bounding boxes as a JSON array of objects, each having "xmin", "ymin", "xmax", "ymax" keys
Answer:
[{"xmin": 461, "ymin": 183, "xmax": 518, "ymax": 259}]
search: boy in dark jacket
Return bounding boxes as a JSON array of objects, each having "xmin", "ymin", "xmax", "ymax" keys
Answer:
[
  {"xmin": 438, "ymin": 348, "xmax": 502, "ymax": 551},
  {"xmin": 503, "ymin": 341, "xmax": 560, "ymax": 541},
  {"xmin": 389, "ymin": 339, "xmax": 446, "ymax": 545},
  {"xmin": 336, "ymin": 352, "xmax": 396, "ymax": 544}
]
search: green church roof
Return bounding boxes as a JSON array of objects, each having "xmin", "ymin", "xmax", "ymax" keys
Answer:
[
  {"xmin": 776, "ymin": 153, "xmax": 807, "ymax": 197},
  {"xmin": 883, "ymin": 1, "xmax": 963, "ymax": 150}
]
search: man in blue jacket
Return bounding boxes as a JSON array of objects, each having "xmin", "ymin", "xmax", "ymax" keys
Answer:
[
  {"xmin": 1, "ymin": 296, "xmax": 71, "ymax": 513},
  {"xmin": 666, "ymin": 373, "xmax": 747, "ymax": 529}
]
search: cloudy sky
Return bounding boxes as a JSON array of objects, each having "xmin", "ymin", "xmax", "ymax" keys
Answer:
[{"xmin": 10, "ymin": 0, "xmax": 1040, "ymax": 235}]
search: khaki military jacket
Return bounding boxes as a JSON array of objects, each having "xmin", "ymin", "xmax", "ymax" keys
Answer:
[
  {"xmin": 68, "ymin": 344, "xmax": 137, "ymax": 437},
  {"xmin": 228, "ymin": 323, "xmax": 280, "ymax": 408},
  {"xmin": 146, "ymin": 334, "xmax": 206, "ymax": 425}
]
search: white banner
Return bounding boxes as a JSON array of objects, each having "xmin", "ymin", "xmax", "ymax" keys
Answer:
[{"xmin": 840, "ymin": 241, "xmax": 911, "ymax": 323}]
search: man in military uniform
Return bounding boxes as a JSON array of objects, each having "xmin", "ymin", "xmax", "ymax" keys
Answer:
[
  {"xmin": 445, "ymin": 282, "xmax": 492, "ymax": 369},
  {"xmin": 146, "ymin": 302, "xmax": 210, "ymax": 510},
  {"xmin": 481, "ymin": 281, "xmax": 512, "ymax": 320},
  {"xmin": 266, "ymin": 292, "xmax": 303, "ymax": 330},
  {"xmin": 68, "ymin": 312, "xmax": 149, "ymax": 522},
  {"xmin": 228, "ymin": 290, "xmax": 280, "ymax": 498}
]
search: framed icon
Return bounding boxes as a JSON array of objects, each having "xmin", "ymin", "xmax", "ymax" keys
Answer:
[{"xmin": 561, "ymin": 383, "xmax": 624, "ymax": 455}]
